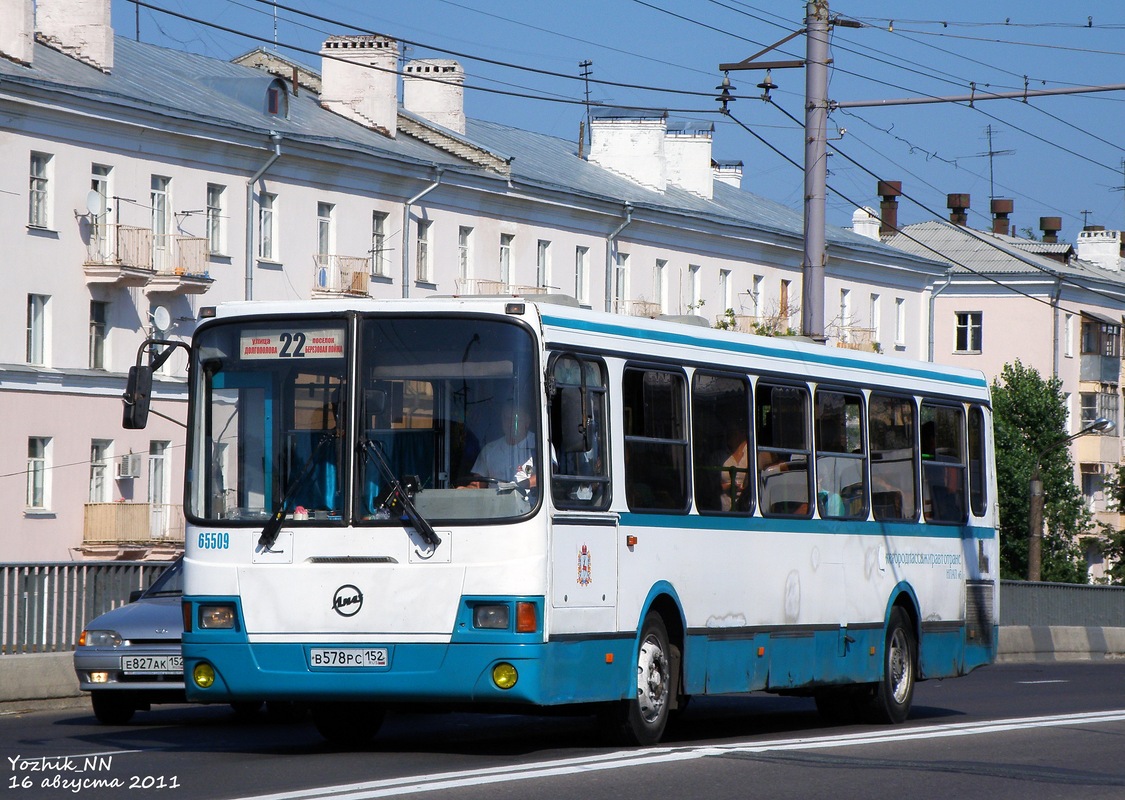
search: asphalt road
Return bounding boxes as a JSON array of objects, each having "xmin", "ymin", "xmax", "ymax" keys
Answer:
[{"xmin": 3, "ymin": 662, "xmax": 1125, "ymax": 800}]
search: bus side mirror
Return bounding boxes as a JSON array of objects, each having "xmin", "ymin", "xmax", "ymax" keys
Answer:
[
  {"xmin": 123, "ymin": 365, "xmax": 153, "ymax": 429},
  {"xmin": 559, "ymin": 386, "xmax": 589, "ymax": 453}
]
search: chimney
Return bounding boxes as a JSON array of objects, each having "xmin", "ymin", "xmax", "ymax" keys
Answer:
[
  {"xmin": 877, "ymin": 180, "xmax": 902, "ymax": 235},
  {"xmin": 320, "ymin": 35, "xmax": 399, "ymax": 138},
  {"xmin": 664, "ymin": 120, "xmax": 713, "ymax": 199},
  {"xmin": 990, "ymin": 198, "xmax": 1014, "ymax": 236},
  {"xmin": 852, "ymin": 207, "xmax": 881, "ymax": 242},
  {"xmin": 588, "ymin": 109, "xmax": 667, "ymax": 192},
  {"xmin": 1039, "ymin": 216, "xmax": 1062, "ymax": 244},
  {"xmin": 1077, "ymin": 226, "xmax": 1123, "ymax": 272},
  {"xmin": 0, "ymin": 0, "xmax": 34, "ymax": 65},
  {"xmin": 403, "ymin": 59, "xmax": 465, "ymax": 135},
  {"xmin": 712, "ymin": 159, "xmax": 742, "ymax": 190},
  {"xmin": 35, "ymin": 0, "xmax": 113, "ymax": 72},
  {"xmin": 948, "ymin": 193, "xmax": 970, "ymax": 226}
]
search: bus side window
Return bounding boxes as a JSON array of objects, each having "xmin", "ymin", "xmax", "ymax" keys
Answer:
[
  {"xmin": 549, "ymin": 355, "xmax": 610, "ymax": 510},
  {"xmin": 869, "ymin": 393, "xmax": 917, "ymax": 521},
  {"xmin": 623, "ymin": 367, "xmax": 689, "ymax": 512},
  {"xmin": 815, "ymin": 389, "xmax": 867, "ymax": 519},
  {"xmin": 921, "ymin": 402, "xmax": 967, "ymax": 524},
  {"xmin": 968, "ymin": 405, "xmax": 988, "ymax": 517},
  {"xmin": 691, "ymin": 372, "xmax": 752, "ymax": 514},
  {"xmin": 756, "ymin": 383, "xmax": 811, "ymax": 517}
]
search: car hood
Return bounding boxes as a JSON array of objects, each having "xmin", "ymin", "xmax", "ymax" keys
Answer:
[{"xmin": 83, "ymin": 596, "xmax": 183, "ymax": 642}]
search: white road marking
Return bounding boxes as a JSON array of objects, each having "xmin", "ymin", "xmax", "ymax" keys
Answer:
[
  {"xmin": 234, "ymin": 710, "xmax": 1125, "ymax": 800},
  {"xmin": 1017, "ymin": 680, "xmax": 1068, "ymax": 685}
]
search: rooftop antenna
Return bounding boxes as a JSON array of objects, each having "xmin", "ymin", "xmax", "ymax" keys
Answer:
[
  {"xmin": 978, "ymin": 125, "xmax": 1014, "ymax": 201},
  {"xmin": 273, "ymin": 1, "xmax": 279, "ymax": 49},
  {"xmin": 1081, "ymin": 209, "xmax": 1094, "ymax": 228},
  {"xmin": 579, "ymin": 60, "xmax": 593, "ymax": 146}
]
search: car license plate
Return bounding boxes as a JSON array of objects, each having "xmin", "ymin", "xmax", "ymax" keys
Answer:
[
  {"xmin": 121, "ymin": 655, "xmax": 183, "ymax": 674},
  {"xmin": 309, "ymin": 648, "xmax": 388, "ymax": 668}
]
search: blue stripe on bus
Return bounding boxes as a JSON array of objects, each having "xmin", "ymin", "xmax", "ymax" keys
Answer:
[
  {"xmin": 540, "ymin": 313, "xmax": 990, "ymax": 390},
  {"xmin": 618, "ymin": 512, "xmax": 997, "ymax": 539}
]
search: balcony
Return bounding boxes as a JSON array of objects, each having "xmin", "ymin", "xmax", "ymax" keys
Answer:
[
  {"xmin": 455, "ymin": 278, "xmax": 508, "ymax": 295},
  {"xmin": 83, "ymin": 502, "xmax": 185, "ymax": 545},
  {"xmin": 312, "ymin": 254, "xmax": 372, "ymax": 297},
  {"xmin": 834, "ymin": 326, "xmax": 878, "ymax": 352},
  {"xmin": 83, "ymin": 224, "xmax": 156, "ymax": 287},
  {"xmin": 1080, "ymin": 353, "xmax": 1122, "ymax": 383},
  {"xmin": 145, "ymin": 235, "xmax": 214, "ymax": 295}
]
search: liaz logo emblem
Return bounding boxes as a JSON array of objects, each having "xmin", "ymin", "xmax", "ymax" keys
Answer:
[
  {"xmin": 332, "ymin": 584, "xmax": 364, "ymax": 617},
  {"xmin": 577, "ymin": 544, "xmax": 592, "ymax": 586}
]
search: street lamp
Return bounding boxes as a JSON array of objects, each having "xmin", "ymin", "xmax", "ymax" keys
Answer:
[{"xmin": 1028, "ymin": 416, "xmax": 1115, "ymax": 581}]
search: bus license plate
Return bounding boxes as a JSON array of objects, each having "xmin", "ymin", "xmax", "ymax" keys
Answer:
[
  {"xmin": 121, "ymin": 655, "xmax": 183, "ymax": 674},
  {"xmin": 309, "ymin": 648, "xmax": 388, "ymax": 668}
]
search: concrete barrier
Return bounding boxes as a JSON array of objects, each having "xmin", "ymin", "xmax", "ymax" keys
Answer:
[{"xmin": 2, "ymin": 627, "xmax": 1123, "ymax": 711}]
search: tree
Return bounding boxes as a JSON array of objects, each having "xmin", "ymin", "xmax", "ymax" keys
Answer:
[
  {"xmin": 991, "ymin": 360, "xmax": 1090, "ymax": 583},
  {"xmin": 1096, "ymin": 466, "xmax": 1125, "ymax": 585}
]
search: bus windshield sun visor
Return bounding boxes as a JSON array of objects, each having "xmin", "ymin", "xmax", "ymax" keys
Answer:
[
  {"xmin": 361, "ymin": 438, "xmax": 442, "ymax": 549},
  {"xmin": 258, "ymin": 432, "xmax": 338, "ymax": 550}
]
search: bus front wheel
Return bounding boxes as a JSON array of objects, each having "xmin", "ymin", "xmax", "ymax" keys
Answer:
[
  {"xmin": 866, "ymin": 606, "xmax": 916, "ymax": 724},
  {"xmin": 311, "ymin": 702, "xmax": 385, "ymax": 746},
  {"xmin": 601, "ymin": 611, "xmax": 673, "ymax": 745}
]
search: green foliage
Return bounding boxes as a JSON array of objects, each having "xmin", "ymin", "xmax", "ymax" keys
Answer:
[
  {"xmin": 991, "ymin": 360, "xmax": 1090, "ymax": 583},
  {"xmin": 1097, "ymin": 466, "xmax": 1125, "ymax": 585}
]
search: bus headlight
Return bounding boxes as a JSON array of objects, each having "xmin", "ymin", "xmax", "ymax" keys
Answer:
[
  {"xmin": 198, "ymin": 604, "xmax": 236, "ymax": 629},
  {"xmin": 491, "ymin": 662, "xmax": 518, "ymax": 690},
  {"xmin": 473, "ymin": 604, "xmax": 510, "ymax": 629},
  {"xmin": 192, "ymin": 663, "xmax": 216, "ymax": 689}
]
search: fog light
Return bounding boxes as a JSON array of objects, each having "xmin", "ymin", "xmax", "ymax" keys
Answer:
[
  {"xmin": 193, "ymin": 663, "xmax": 216, "ymax": 689},
  {"xmin": 492, "ymin": 662, "xmax": 518, "ymax": 690},
  {"xmin": 90, "ymin": 671, "xmax": 109, "ymax": 684}
]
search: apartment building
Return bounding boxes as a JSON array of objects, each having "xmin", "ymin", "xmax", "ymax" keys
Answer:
[{"xmin": 0, "ymin": 0, "xmax": 947, "ymax": 561}]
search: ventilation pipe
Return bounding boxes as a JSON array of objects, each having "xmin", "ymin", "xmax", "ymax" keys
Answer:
[
  {"xmin": 878, "ymin": 180, "xmax": 902, "ymax": 236},
  {"xmin": 401, "ymin": 169, "xmax": 443, "ymax": 298},
  {"xmin": 1040, "ymin": 217, "xmax": 1062, "ymax": 244},
  {"xmin": 948, "ymin": 193, "xmax": 970, "ymax": 226},
  {"xmin": 244, "ymin": 132, "xmax": 282, "ymax": 301},
  {"xmin": 990, "ymin": 198, "xmax": 1014, "ymax": 236}
]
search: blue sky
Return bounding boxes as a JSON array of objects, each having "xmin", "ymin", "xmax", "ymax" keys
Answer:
[{"xmin": 114, "ymin": 1, "xmax": 1125, "ymax": 239}]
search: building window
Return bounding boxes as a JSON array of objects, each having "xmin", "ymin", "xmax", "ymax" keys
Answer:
[
  {"xmin": 895, "ymin": 297, "xmax": 906, "ymax": 346},
  {"xmin": 719, "ymin": 268, "xmax": 732, "ymax": 312},
  {"xmin": 26, "ymin": 294, "xmax": 47, "ymax": 366},
  {"xmin": 90, "ymin": 440, "xmax": 112, "ymax": 503},
  {"xmin": 371, "ymin": 212, "xmax": 389, "ymax": 277},
  {"xmin": 150, "ymin": 175, "xmax": 171, "ymax": 271},
  {"xmin": 751, "ymin": 274, "xmax": 763, "ymax": 317},
  {"xmin": 90, "ymin": 164, "xmax": 112, "ymax": 261},
  {"xmin": 500, "ymin": 234, "xmax": 514, "ymax": 288},
  {"xmin": 780, "ymin": 279, "xmax": 792, "ymax": 329},
  {"xmin": 536, "ymin": 239, "xmax": 551, "ymax": 289},
  {"xmin": 416, "ymin": 220, "xmax": 432, "ymax": 283},
  {"xmin": 149, "ymin": 441, "xmax": 170, "ymax": 538},
  {"xmin": 688, "ymin": 264, "xmax": 702, "ymax": 310},
  {"xmin": 266, "ymin": 80, "xmax": 289, "ymax": 117},
  {"xmin": 458, "ymin": 226, "xmax": 473, "ymax": 281},
  {"xmin": 1080, "ymin": 389, "xmax": 1119, "ymax": 430},
  {"xmin": 655, "ymin": 259, "xmax": 668, "ymax": 313},
  {"xmin": 955, "ymin": 311, "xmax": 983, "ymax": 353},
  {"xmin": 317, "ymin": 202, "xmax": 334, "ymax": 260},
  {"xmin": 870, "ymin": 293, "xmax": 881, "ymax": 344},
  {"xmin": 89, "ymin": 300, "xmax": 108, "ymax": 370},
  {"xmin": 1064, "ymin": 313, "xmax": 1074, "ymax": 358},
  {"xmin": 1081, "ymin": 318, "xmax": 1120, "ymax": 357},
  {"xmin": 26, "ymin": 437, "xmax": 50, "ymax": 510},
  {"xmin": 575, "ymin": 245, "xmax": 589, "ymax": 305},
  {"xmin": 206, "ymin": 183, "xmax": 225, "ymax": 254},
  {"xmin": 614, "ymin": 252, "xmax": 629, "ymax": 311},
  {"xmin": 28, "ymin": 152, "xmax": 51, "ymax": 228},
  {"xmin": 258, "ymin": 192, "xmax": 277, "ymax": 260}
]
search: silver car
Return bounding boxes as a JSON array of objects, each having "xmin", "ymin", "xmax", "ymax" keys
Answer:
[{"xmin": 73, "ymin": 557, "xmax": 185, "ymax": 724}]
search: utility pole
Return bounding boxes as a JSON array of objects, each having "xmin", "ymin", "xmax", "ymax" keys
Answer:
[{"xmin": 802, "ymin": 0, "xmax": 830, "ymax": 341}]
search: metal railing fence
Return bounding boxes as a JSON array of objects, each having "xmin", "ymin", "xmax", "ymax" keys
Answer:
[
  {"xmin": 999, "ymin": 580, "xmax": 1125, "ymax": 628},
  {"xmin": 0, "ymin": 561, "xmax": 172, "ymax": 654}
]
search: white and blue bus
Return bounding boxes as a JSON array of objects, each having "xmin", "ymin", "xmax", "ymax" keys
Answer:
[{"xmin": 134, "ymin": 296, "xmax": 997, "ymax": 744}]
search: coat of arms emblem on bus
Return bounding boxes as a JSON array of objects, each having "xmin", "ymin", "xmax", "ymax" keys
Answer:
[{"xmin": 577, "ymin": 544, "xmax": 592, "ymax": 586}]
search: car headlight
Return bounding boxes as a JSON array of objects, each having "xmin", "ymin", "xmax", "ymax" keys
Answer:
[{"xmin": 79, "ymin": 629, "xmax": 122, "ymax": 647}]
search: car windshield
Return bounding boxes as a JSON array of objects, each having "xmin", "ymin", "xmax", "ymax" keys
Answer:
[{"xmin": 142, "ymin": 558, "xmax": 183, "ymax": 597}]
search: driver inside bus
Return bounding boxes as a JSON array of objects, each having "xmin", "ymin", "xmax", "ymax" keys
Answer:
[{"xmin": 461, "ymin": 397, "xmax": 537, "ymax": 489}]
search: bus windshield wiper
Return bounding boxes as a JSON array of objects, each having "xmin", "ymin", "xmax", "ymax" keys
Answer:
[
  {"xmin": 360, "ymin": 438, "xmax": 442, "ymax": 549},
  {"xmin": 258, "ymin": 432, "xmax": 337, "ymax": 550}
]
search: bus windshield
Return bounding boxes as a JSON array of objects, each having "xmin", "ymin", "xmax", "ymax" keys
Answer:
[{"xmin": 187, "ymin": 314, "xmax": 539, "ymax": 525}]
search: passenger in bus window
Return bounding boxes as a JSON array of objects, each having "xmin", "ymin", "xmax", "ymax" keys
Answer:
[
  {"xmin": 464, "ymin": 397, "xmax": 537, "ymax": 488},
  {"xmin": 719, "ymin": 429, "xmax": 750, "ymax": 511}
]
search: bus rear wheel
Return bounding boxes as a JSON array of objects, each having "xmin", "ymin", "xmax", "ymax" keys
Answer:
[
  {"xmin": 601, "ymin": 611, "xmax": 673, "ymax": 745},
  {"xmin": 865, "ymin": 606, "xmax": 916, "ymax": 724},
  {"xmin": 311, "ymin": 702, "xmax": 385, "ymax": 746}
]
